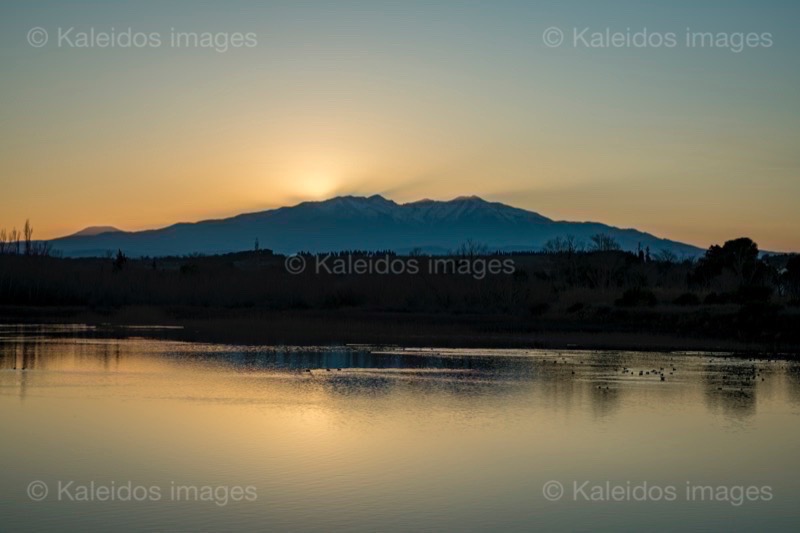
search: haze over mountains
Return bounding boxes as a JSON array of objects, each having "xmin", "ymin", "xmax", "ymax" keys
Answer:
[{"xmin": 50, "ymin": 195, "xmax": 703, "ymax": 258}]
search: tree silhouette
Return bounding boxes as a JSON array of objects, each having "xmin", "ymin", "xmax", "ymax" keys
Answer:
[
  {"xmin": 23, "ymin": 220, "xmax": 33, "ymax": 256},
  {"xmin": 455, "ymin": 239, "xmax": 488, "ymax": 258},
  {"xmin": 589, "ymin": 233, "xmax": 621, "ymax": 252},
  {"xmin": 694, "ymin": 237, "xmax": 762, "ymax": 287},
  {"xmin": 784, "ymin": 255, "xmax": 800, "ymax": 299},
  {"xmin": 112, "ymin": 249, "xmax": 128, "ymax": 272},
  {"xmin": 544, "ymin": 235, "xmax": 582, "ymax": 254}
]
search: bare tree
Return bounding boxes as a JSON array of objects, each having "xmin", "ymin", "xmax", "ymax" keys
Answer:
[
  {"xmin": 455, "ymin": 239, "xmax": 488, "ymax": 258},
  {"xmin": 23, "ymin": 219, "xmax": 33, "ymax": 255},
  {"xmin": 0, "ymin": 228, "xmax": 7, "ymax": 254},
  {"xmin": 33, "ymin": 240, "xmax": 52, "ymax": 257},
  {"xmin": 565, "ymin": 235, "xmax": 584, "ymax": 253},
  {"xmin": 543, "ymin": 236, "xmax": 566, "ymax": 254},
  {"xmin": 654, "ymin": 249, "xmax": 678, "ymax": 264},
  {"xmin": 589, "ymin": 233, "xmax": 621, "ymax": 252},
  {"xmin": 543, "ymin": 235, "xmax": 583, "ymax": 254},
  {"xmin": 9, "ymin": 227, "xmax": 20, "ymax": 254}
]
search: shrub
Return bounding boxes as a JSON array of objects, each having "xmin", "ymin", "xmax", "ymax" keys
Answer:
[
  {"xmin": 734, "ymin": 285, "xmax": 772, "ymax": 304},
  {"xmin": 566, "ymin": 302, "xmax": 585, "ymax": 313},
  {"xmin": 673, "ymin": 293, "xmax": 700, "ymax": 306},
  {"xmin": 528, "ymin": 302, "xmax": 550, "ymax": 316},
  {"xmin": 616, "ymin": 288, "xmax": 657, "ymax": 307},
  {"xmin": 704, "ymin": 292, "xmax": 730, "ymax": 305}
]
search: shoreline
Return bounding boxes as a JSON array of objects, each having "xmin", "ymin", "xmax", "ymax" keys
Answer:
[{"xmin": 1, "ymin": 306, "xmax": 796, "ymax": 357}]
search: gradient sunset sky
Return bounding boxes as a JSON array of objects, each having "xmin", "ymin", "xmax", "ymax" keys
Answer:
[{"xmin": 1, "ymin": 1, "xmax": 798, "ymax": 250}]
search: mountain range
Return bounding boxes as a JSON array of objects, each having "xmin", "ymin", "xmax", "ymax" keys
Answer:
[{"xmin": 49, "ymin": 195, "xmax": 703, "ymax": 258}]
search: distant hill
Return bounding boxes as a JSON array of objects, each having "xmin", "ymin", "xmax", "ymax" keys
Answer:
[
  {"xmin": 67, "ymin": 226, "xmax": 123, "ymax": 237},
  {"xmin": 50, "ymin": 195, "xmax": 703, "ymax": 258}
]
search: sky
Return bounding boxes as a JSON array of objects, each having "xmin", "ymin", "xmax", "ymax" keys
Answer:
[{"xmin": 1, "ymin": 0, "xmax": 798, "ymax": 250}]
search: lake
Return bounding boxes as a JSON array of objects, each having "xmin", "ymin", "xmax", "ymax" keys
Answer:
[{"xmin": 1, "ymin": 324, "xmax": 799, "ymax": 531}]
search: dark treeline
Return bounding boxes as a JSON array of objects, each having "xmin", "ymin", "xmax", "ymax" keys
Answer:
[{"xmin": 1, "ymin": 234, "xmax": 799, "ymax": 350}]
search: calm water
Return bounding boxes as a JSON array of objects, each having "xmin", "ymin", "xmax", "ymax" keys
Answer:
[{"xmin": 1, "ymin": 325, "xmax": 799, "ymax": 532}]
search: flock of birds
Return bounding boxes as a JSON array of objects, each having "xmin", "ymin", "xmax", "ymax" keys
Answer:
[
  {"xmin": 533, "ymin": 354, "xmax": 776, "ymax": 394},
  {"xmin": 298, "ymin": 355, "xmax": 778, "ymax": 386},
  {"xmin": 714, "ymin": 365, "xmax": 766, "ymax": 391}
]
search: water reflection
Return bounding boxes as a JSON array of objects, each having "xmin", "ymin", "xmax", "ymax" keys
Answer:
[
  {"xmin": 700, "ymin": 362, "xmax": 758, "ymax": 417},
  {"xmin": 2, "ymin": 325, "xmax": 800, "ymax": 532},
  {"xmin": 2, "ymin": 326, "xmax": 799, "ymax": 423}
]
